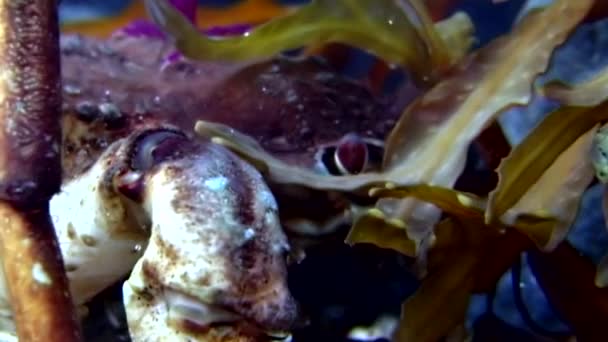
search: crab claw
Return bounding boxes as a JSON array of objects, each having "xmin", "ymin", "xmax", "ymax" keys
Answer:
[
  {"xmin": 0, "ymin": 125, "xmax": 298, "ymax": 340},
  {"xmin": 111, "ymin": 127, "xmax": 298, "ymax": 340},
  {"xmin": 48, "ymin": 142, "xmax": 151, "ymax": 306}
]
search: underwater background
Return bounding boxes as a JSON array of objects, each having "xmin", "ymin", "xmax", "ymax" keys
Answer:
[{"xmin": 58, "ymin": 1, "xmax": 608, "ymax": 341}]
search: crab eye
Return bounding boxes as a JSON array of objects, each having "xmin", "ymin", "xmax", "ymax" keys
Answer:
[
  {"xmin": 319, "ymin": 134, "xmax": 384, "ymax": 176},
  {"xmin": 334, "ymin": 133, "xmax": 369, "ymax": 175}
]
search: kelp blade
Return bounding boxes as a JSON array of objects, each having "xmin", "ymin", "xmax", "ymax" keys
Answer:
[
  {"xmin": 197, "ymin": 121, "xmax": 492, "ymax": 199},
  {"xmin": 487, "ymin": 100, "xmax": 608, "ymax": 225},
  {"xmin": 369, "ymin": 185, "xmax": 485, "ymax": 219},
  {"xmin": 351, "ymin": 184, "xmax": 555, "ymax": 252},
  {"xmin": 195, "ymin": 120, "xmax": 386, "ymax": 191},
  {"xmin": 346, "ymin": 208, "xmax": 417, "ymax": 257},
  {"xmin": 543, "ymin": 65, "xmax": 608, "ymax": 107},
  {"xmin": 394, "ymin": 247, "xmax": 476, "ymax": 342},
  {"xmin": 500, "ymin": 127, "xmax": 596, "ymax": 250},
  {"xmin": 146, "ymin": 0, "xmax": 445, "ymax": 83},
  {"xmin": 393, "ymin": 0, "xmax": 452, "ymax": 71},
  {"xmin": 195, "ymin": 0, "xmax": 592, "ymax": 259},
  {"xmin": 375, "ymin": 0, "xmax": 592, "ymax": 252},
  {"xmin": 434, "ymin": 11, "xmax": 475, "ymax": 64},
  {"xmin": 382, "ymin": 0, "xmax": 592, "ymax": 174}
]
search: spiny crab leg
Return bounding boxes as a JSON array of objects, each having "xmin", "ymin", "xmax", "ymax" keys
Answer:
[{"xmin": 0, "ymin": 0, "xmax": 82, "ymax": 341}]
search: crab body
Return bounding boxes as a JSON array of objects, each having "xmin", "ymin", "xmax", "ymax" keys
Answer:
[
  {"xmin": 0, "ymin": 32, "xmax": 397, "ymax": 341},
  {"xmin": 59, "ymin": 34, "xmax": 395, "ymax": 175},
  {"xmin": 60, "ymin": 33, "xmax": 397, "ymax": 236}
]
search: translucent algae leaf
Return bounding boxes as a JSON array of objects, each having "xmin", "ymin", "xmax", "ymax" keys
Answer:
[
  {"xmin": 382, "ymin": 0, "xmax": 592, "ymax": 175},
  {"xmin": 500, "ymin": 127, "xmax": 597, "ymax": 250},
  {"xmin": 543, "ymin": 65, "xmax": 608, "ymax": 107},
  {"xmin": 195, "ymin": 0, "xmax": 592, "ymax": 258},
  {"xmin": 394, "ymin": 248, "xmax": 476, "ymax": 342},
  {"xmin": 146, "ymin": 0, "xmax": 446, "ymax": 83},
  {"xmin": 433, "ymin": 11, "xmax": 475, "ymax": 64},
  {"xmin": 345, "ymin": 184, "xmax": 554, "ymax": 257},
  {"xmin": 378, "ymin": 0, "xmax": 592, "ymax": 251},
  {"xmin": 488, "ymin": 102, "xmax": 608, "ymax": 224},
  {"xmin": 368, "ymin": 185, "xmax": 485, "ymax": 219},
  {"xmin": 346, "ymin": 208, "xmax": 417, "ymax": 257},
  {"xmin": 195, "ymin": 120, "xmax": 384, "ymax": 191},
  {"xmin": 393, "ymin": 0, "xmax": 452, "ymax": 70}
]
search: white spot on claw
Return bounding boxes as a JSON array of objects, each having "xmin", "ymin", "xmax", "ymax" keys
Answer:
[
  {"xmin": 132, "ymin": 244, "xmax": 143, "ymax": 253},
  {"xmin": 32, "ymin": 262, "xmax": 52, "ymax": 286},
  {"xmin": 258, "ymin": 190, "xmax": 278, "ymax": 210},
  {"xmin": 203, "ymin": 176, "xmax": 229, "ymax": 191},
  {"xmin": 244, "ymin": 228, "xmax": 255, "ymax": 240}
]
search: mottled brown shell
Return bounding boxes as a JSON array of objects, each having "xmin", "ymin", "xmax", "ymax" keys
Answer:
[{"xmin": 59, "ymin": 34, "xmax": 397, "ymax": 180}]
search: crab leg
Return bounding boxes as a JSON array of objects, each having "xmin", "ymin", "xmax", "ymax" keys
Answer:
[{"xmin": 0, "ymin": 0, "xmax": 82, "ymax": 341}]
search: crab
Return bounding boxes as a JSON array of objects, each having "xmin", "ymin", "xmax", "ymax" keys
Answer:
[
  {"xmin": 0, "ymin": 13, "xmax": 402, "ymax": 341},
  {"xmin": 1, "ymin": 0, "xmax": 602, "ymax": 340}
]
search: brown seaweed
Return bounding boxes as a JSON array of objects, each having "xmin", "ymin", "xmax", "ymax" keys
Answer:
[
  {"xmin": 145, "ymin": 0, "xmax": 465, "ymax": 84},
  {"xmin": 499, "ymin": 126, "xmax": 597, "ymax": 250},
  {"xmin": 378, "ymin": 0, "xmax": 592, "ymax": 252}
]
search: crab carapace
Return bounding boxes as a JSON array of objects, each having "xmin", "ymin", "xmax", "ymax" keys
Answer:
[
  {"xmin": 60, "ymin": 32, "xmax": 400, "ymax": 235},
  {"xmin": 0, "ymin": 33, "xmax": 401, "ymax": 341}
]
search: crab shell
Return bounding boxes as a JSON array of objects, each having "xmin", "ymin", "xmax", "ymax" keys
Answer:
[
  {"xmin": 59, "ymin": 33, "xmax": 398, "ymax": 235},
  {"xmin": 0, "ymin": 33, "xmax": 398, "ymax": 341}
]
